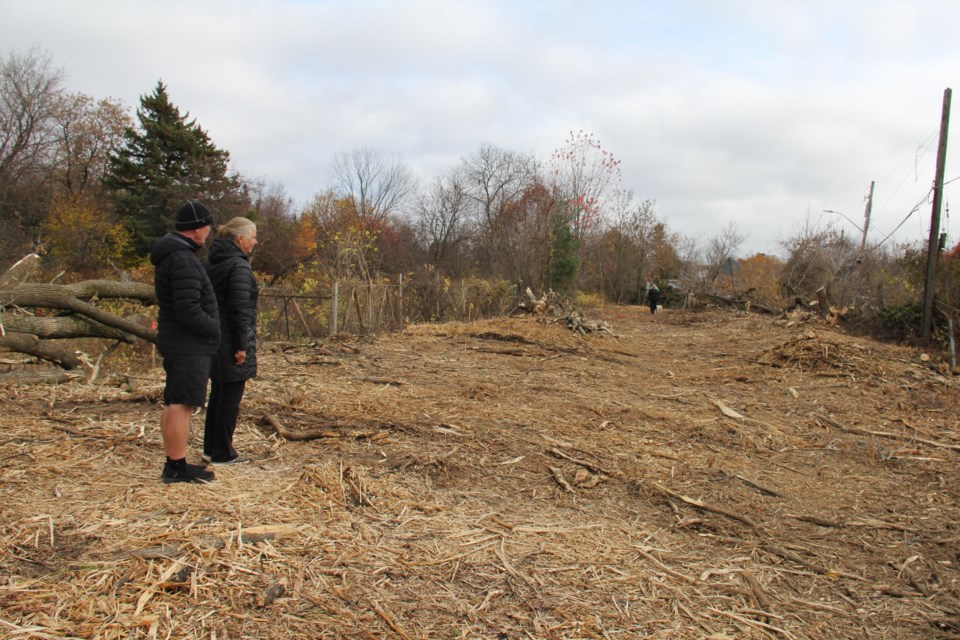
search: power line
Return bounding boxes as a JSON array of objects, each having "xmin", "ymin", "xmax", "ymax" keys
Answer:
[
  {"xmin": 878, "ymin": 129, "xmax": 938, "ymax": 183},
  {"xmin": 874, "ymin": 188, "xmax": 932, "ymax": 248},
  {"xmin": 875, "ymin": 130, "xmax": 939, "ymax": 215}
]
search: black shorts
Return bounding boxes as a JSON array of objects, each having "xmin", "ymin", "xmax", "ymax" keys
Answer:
[{"xmin": 162, "ymin": 353, "xmax": 212, "ymax": 408}]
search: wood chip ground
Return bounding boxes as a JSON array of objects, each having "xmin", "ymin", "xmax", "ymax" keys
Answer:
[{"xmin": 1, "ymin": 306, "xmax": 958, "ymax": 639}]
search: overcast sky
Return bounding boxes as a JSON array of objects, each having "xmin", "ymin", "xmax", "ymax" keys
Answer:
[{"xmin": 2, "ymin": 0, "xmax": 958, "ymax": 257}]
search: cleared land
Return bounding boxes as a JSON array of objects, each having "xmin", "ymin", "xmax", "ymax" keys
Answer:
[{"xmin": 1, "ymin": 305, "xmax": 958, "ymax": 639}]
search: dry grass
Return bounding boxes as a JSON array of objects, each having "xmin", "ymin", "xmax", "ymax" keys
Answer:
[{"xmin": 1, "ymin": 305, "xmax": 959, "ymax": 639}]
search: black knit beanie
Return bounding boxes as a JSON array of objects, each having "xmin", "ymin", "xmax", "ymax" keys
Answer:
[{"xmin": 175, "ymin": 201, "xmax": 213, "ymax": 231}]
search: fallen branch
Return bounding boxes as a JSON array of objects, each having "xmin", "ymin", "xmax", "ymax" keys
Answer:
[
  {"xmin": 547, "ymin": 447, "xmax": 619, "ymax": 479},
  {"xmin": 87, "ymin": 340, "xmax": 123, "ymax": 384},
  {"xmin": 262, "ymin": 412, "xmax": 391, "ymax": 442},
  {"xmin": 283, "ymin": 355, "xmax": 342, "ymax": 366},
  {"xmin": 653, "ymin": 482, "xmax": 760, "ymax": 530},
  {"xmin": 764, "ymin": 544, "xmax": 863, "ymax": 580},
  {"xmin": 726, "ymin": 471, "xmax": 783, "ymax": 498},
  {"xmin": 741, "ymin": 569, "xmax": 774, "ymax": 613},
  {"xmin": 467, "ymin": 345, "xmax": 525, "ymax": 356},
  {"xmin": 875, "ymin": 586, "xmax": 923, "ymax": 598},
  {"xmin": 784, "ymin": 513, "xmax": 844, "ymax": 528},
  {"xmin": 706, "ymin": 607, "xmax": 797, "ymax": 640},
  {"xmin": 632, "ymin": 546, "xmax": 697, "ymax": 584},
  {"xmin": 894, "ymin": 558, "xmax": 934, "ymax": 597},
  {"xmin": 361, "ymin": 376, "xmax": 404, "ymax": 385},
  {"xmin": 783, "ymin": 513, "xmax": 916, "ymax": 533},
  {"xmin": 845, "ymin": 517, "xmax": 917, "ymax": 533},
  {"xmin": 549, "ymin": 466, "xmax": 574, "ymax": 492},
  {"xmin": 714, "ymin": 399, "xmax": 784, "ymax": 435},
  {"xmin": 494, "ymin": 543, "xmax": 536, "ymax": 588},
  {"xmin": 263, "ymin": 412, "xmax": 336, "ymax": 440},
  {"xmin": 368, "ymin": 599, "xmax": 411, "ymax": 640},
  {"xmin": 814, "ymin": 413, "xmax": 960, "ymax": 453}
]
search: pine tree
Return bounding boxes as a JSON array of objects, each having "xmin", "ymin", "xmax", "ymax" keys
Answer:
[
  {"xmin": 546, "ymin": 204, "xmax": 579, "ymax": 294},
  {"xmin": 104, "ymin": 81, "xmax": 248, "ymax": 253}
]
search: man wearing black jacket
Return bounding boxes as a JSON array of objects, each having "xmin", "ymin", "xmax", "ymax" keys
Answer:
[{"xmin": 150, "ymin": 201, "xmax": 221, "ymax": 483}]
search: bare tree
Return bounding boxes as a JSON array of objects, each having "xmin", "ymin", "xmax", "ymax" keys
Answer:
[
  {"xmin": 705, "ymin": 221, "xmax": 747, "ymax": 283},
  {"xmin": 461, "ymin": 144, "xmax": 537, "ymax": 225},
  {"xmin": 52, "ymin": 93, "xmax": 130, "ymax": 200},
  {"xmin": 0, "ymin": 47, "xmax": 66, "ymax": 256},
  {"xmin": 416, "ymin": 172, "xmax": 472, "ymax": 276},
  {"xmin": 548, "ymin": 130, "xmax": 622, "ymax": 246},
  {"xmin": 779, "ymin": 215, "xmax": 875, "ymax": 308},
  {"xmin": 331, "ymin": 147, "xmax": 414, "ymax": 222},
  {"xmin": 673, "ymin": 232, "xmax": 703, "ymax": 294},
  {"xmin": 459, "ymin": 143, "xmax": 538, "ymax": 276}
]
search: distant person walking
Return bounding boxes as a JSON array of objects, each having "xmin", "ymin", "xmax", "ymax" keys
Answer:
[
  {"xmin": 203, "ymin": 217, "xmax": 259, "ymax": 464},
  {"xmin": 647, "ymin": 283, "xmax": 660, "ymax": 315},
  {"xmin": 150, "ymin": 201, "xmax": 220, "ymax": 483}
]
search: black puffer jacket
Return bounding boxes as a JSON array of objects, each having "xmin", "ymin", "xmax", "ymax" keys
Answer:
[
  {"xmin": 204, "ymin": 237, "xmax": 258, "ymax": 381},
  {"xmin": 150, "ymin": 232, "xmax": 220, "ymax": 356}
]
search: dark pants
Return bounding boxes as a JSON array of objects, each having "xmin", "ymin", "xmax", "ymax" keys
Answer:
[{"xmin": 204, "ymin": 366, "xmax": 247, "ymax": 462}]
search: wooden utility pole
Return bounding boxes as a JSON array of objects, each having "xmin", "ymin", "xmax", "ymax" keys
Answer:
[
  {"xmin": 922, "ymin": 88, "xmax": 952, "ymax": 342},
  {"xmin": 859, "ymin": 180, "xmax": 874, "ymax": 258}
]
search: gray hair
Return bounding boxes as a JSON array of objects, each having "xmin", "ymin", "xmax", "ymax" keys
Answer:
[{"xmin": 217, "ymin": 217, "xmax": 257, "ymax": 240}]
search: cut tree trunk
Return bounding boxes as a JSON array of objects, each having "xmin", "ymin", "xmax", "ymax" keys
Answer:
[
  {"xmin": 1, "ymin": 314, "xmax": 137, "ymax": 341},
  {"xmin": 0, "ymin": 277, "xmax": 157, "ymax": 370},
  {"xmin": 1, "ymin": 282, "xmax": 157, "ymax": 343},
  {"xmin": 0, "ymin": 332, "xmax": 82, "ymax": 369},
  {"xmin": 59, "ymin": 280, "xmax": 156, "ymax": 303}
]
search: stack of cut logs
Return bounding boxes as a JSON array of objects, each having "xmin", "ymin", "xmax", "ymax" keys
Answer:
[{"xmin": 0, "ymin": 254, "xmax": 156, "ymax": 371}]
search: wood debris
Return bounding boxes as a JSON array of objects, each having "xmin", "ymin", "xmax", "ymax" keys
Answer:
[{"xmin": 1, "ymin": 307, "xmax": 958, "ymax": 639}]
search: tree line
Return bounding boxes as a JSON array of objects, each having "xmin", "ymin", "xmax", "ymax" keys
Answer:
[{"xmin": 2, "ymin": 47, "xmax": 958, "ymax": 348}]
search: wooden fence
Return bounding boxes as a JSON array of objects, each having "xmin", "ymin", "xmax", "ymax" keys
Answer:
[{"xmin": 258, "ymin": 275, "xmax": 518, "ymax": 341}]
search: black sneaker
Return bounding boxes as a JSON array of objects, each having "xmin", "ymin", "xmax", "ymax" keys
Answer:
[{"xmin": 162, "ymin": 462, "xmax": 216, "ymax": 484}]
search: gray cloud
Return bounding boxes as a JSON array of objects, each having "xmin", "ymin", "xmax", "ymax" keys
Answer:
[{"xmin": 2, "ymin": 0, "xmax": 957, "ymax": 256}]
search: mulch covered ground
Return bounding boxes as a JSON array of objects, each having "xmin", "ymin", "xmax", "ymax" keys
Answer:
[{"xmin": 1, "ymin": 305, "xmax": 958, "ymax": 639}]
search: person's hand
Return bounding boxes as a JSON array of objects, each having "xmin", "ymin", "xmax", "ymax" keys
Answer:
[{"xmin": 234, "ymin": 350, "xmax": 246, "ymax": 365}]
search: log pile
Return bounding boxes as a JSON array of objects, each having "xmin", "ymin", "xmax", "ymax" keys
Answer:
[
  {"xmin": 0, "ymin": 256, "xmax": 157, "ymax": 370},
  {"xmin": 517, "ymin": 287, "xmax": 615, "ymax": 335}
]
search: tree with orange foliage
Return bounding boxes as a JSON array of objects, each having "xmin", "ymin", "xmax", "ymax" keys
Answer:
[
  {"xmin": 736, "ymin": 253, "xmax": 785, "ymax": 309},
  {"xmin": 246, "ymin": 182, "xmax": 312, "ymax": 284}
]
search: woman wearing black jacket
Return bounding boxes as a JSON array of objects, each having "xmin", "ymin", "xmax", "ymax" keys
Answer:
[{"xmin": 203, "ymin": 217, "xmax": 258, "ymax": 464}]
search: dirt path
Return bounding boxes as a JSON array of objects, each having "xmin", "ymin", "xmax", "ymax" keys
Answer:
[{"xmin": 1, "ymin": 305, "xmax": 958, "ymax": 639}]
